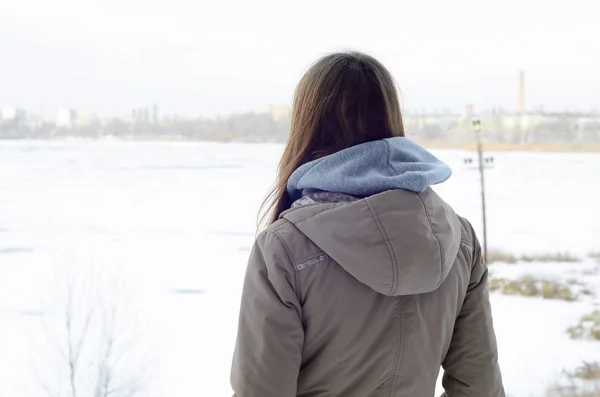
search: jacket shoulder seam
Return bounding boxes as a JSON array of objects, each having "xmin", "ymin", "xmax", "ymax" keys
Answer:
[
  {"xmin": 456, "ymin": 215, "xmax": 476, "ymax": 248},
  {"xmin": 272, "ymin": 219, "xmax": 326, "ymax": 263},
  {"xmin": 270, "ymin": 220, "xmax": 329, "ymax": 292},
  {"xmin": 417, "ymin": 193, "xmax": 446, "ymax": 286},
  {"xmin": 268, "ymin": 226, "xmax": 300, "ymax": 293},
  {"xmin": 365, "ymin": 197, "xmax": 398, "ymax": 295}
]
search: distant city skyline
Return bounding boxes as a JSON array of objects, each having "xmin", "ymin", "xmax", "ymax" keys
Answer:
[
  {"xmin": 1, "ymin": 0, "xmax": 599, "ymax": 118},
  {"xmin": 2, "ymin": 99, "xmax": 600, "ymax": 126}
]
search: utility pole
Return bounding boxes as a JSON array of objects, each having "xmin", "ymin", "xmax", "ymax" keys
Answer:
[{"xmin": 472, "ymin": 119, "xmax": 488, "ymax": 263}]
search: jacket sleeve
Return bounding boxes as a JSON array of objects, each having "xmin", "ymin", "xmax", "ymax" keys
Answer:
[
  {"xmin": 441, "ymin": 232, "xmax": 505, "ymax": 397},
  {"xmin": 231, "ymin": 229, "xmax": 304, "ymax": 397}
]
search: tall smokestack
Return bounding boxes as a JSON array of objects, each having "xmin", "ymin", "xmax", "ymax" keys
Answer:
[{"xmin": 519, "ymin": 70, "xmax": 525, "ymax": 115}]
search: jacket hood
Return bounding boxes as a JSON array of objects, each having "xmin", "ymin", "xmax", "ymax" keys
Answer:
[
  {"xmin": 282, "ymin": 188, "xmax": 462, "ymax": 296},
  {"xmin": 287, "ymin": 137, "xmax": 452, "ymax": 202},
  {"xmin": 283, "ymin": 138, "xmax": 459, "ymax": 296}
]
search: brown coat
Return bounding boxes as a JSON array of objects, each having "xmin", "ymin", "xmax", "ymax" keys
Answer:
[{"xmin": 231, "ymin": 188, "xmax": 504, "ymax": 396}]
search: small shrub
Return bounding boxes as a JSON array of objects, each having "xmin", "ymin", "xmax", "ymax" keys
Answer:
[
  {"xmin": 520, "ymin": 276, "xmax": 539, "ymax": 297},
  {"xmin": 502, "ymin": 281, "xmax": 523, "ymax": 295},
  {"xmin": 487, "ymin": 250, "xmax": 580, "ymax": 264},
  {"xmin": 588, "ymin": 252, "xmax": 600, "ymax": 260},
  {"xmin": 547, "ymin": 362, "xmax": 600, "ymax": 397},
  {"xmin": 547, "ymin": 385, "xmax": 600, "ymax": 397},
  {"xmin": 489, "ymin": 276, "xmax": 578, "ymax": 301},
  {"xmin": 588, "ymin": 252, "xmax": 600, "ymax": 264},
  {"xmin": 542, "ymin": 280, "xmax": 560, "ymax": 299},
  {"xmin": 568, "ymin": 325, "xmax": 586, "ymax": 339},
  {"xmin": 520, "ymin": 252, "xmax": 579, "ymax": 263},
  {"xmin": 489, "ymin": 277, "xmax": 508, "ymax": 292},
  {"xmin": 541, "ymin": 281, "xmax": 575, "ymax": 301},
  {"xmin": 574, "ymin": 362, "xmax": 600, "ymax": 381},
  {"xmin": 582, "ymin": 310, "xmax": 600, "ymax": 324},
  {"xmin": 559, "ymin": 285, "xmax": 576, "ymax": 302},
  {"xmin": 568, "ymin": 310, "xmax": 600, "ymax": 341}
]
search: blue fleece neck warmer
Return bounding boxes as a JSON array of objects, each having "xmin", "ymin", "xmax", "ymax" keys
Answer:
[{"xmin": 287, "ymin": 137, "xmax": 452, "ymax": 202}]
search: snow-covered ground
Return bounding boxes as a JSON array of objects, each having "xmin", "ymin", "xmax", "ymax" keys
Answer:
[
  {"xmin": 0, "ymin": 140, "xmax": 599, "ymax": 397},
  {"xmin": 486, "ymin": 259, "xmax": 600, "ymax": 396}
]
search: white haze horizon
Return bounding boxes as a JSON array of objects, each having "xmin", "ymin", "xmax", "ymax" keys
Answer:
[{"xmin": 1, "ymin": 0, "xmax": 600, "ymax": 119}]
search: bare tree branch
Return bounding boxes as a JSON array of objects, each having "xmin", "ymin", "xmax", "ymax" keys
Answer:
[
  {"xmin": 65, "ymin": 279, "xmax": 78, "ymax": 397},
  {"xmin": 38, "ymin": 260, "xmax": 150, "ymax": 397}
]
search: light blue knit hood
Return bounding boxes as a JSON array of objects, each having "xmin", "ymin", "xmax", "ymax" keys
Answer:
[{"xmin": 287, "ymin": 137, "xmax": 452, "ymax": 201}]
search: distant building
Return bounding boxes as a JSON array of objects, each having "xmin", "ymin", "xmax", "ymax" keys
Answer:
[
  {"xmin": 464, "ymin": 104, "xmax": 474, "ymax": 117},
  {"xmin": 152, "ymin": 104, "xmax": 159, "ymax": 123},
  {"xmin": 132, "ymin": 103, "xmax": 159, "ymax": 123},
  {"xmin": 56, "ymin": 108, "xmax": 77, "ymax": 128},
  {"xmin": 1, "ymin": 107, "xmax": 27, "ymax": 122},
  {"xmin": 132, "ymin": 108, "xmax": 148, "ymax": 122}
]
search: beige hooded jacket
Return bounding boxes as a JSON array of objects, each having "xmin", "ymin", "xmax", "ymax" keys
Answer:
[{"xmin": 231, "ymin": 187, "xmax": 504, "ymax": 397}]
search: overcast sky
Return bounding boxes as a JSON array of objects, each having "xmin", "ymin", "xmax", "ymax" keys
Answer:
[{"xmin": 1, "ymin": 0, "xmax": 599, "ymax": 118}]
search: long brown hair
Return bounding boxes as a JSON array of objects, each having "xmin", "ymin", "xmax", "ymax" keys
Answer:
[{"xmin": 258, "ymin": 51, "xmax": 405, "ymax": 230}]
